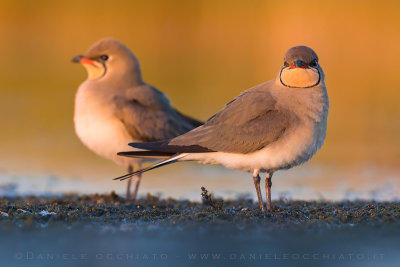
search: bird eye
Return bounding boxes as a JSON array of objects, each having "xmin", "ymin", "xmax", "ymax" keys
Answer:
[
  {"xmin": 309, "ymin": 59, "xmax": 318, "ymax": 68},
  {"xmin": 99, "ymin": 55, "xmax": 109, "ymax": 61}
]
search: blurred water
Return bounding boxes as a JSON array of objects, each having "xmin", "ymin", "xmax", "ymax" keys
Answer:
[{"xmin": 1, "ymin": 163, "xmax": 399, "ymax": 201}]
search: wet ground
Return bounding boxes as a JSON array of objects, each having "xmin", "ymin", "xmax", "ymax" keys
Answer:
[{"xmin": 0, "ymin": 192, "xmax": 399, "ymax": 267}]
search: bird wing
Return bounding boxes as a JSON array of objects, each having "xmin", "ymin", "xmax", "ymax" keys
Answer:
[
  {"xmin": 130, "ymin": 85, "xmax": 298, "ymax": 154},
  {"xmin": 113, "ymin": 84, "xmax": 202, "ymax": 141}
]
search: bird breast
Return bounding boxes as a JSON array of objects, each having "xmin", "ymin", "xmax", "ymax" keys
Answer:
[{"xmin": 74, "ymin": 84, "xmax": 139, "ymax": 166}]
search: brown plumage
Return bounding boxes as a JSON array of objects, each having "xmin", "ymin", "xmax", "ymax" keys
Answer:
[
  {"xmin": 72, "ymin": 38, "xmax": 202, "ymax": 200},
  {"xmin": 116, "ymin": 46, "xmax": 329, "ymax": 213}
]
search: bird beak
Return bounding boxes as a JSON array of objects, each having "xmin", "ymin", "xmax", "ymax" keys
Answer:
[
  {"xmin": 71, "ymin": 54, "xmax": 96, "ymax": 65},
  {"xmin": 290, "ymin": 59, "xmax": 309, "ymax": 69},
  {"xmin": 71, "ymin": 54, "xmax": 84, "ymax": 63}
]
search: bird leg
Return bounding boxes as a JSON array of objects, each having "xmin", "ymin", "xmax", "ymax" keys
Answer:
[
  {"xmin": 131, "ymin": 162, "xmax": 142, "ymax": 201},
  {"xmin": 126, "ymin": 165, "xmax": 133, "ymax": 200},
  {"xmin": 265, "ymin": 172, "xmax": 273, "ymax": 212},
  {"xmin": 252, "ymin": 169, "xmax": 264, "ymax": 212}
]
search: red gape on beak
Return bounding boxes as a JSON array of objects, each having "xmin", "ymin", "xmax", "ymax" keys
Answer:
[
  {"xmin": 80, "ymin": 57, "xmax": 95, "ymax": 65},
  {"xmin": 71, "ymin": 54, "xmax": 95, "ymax": 65},
  {"xmin": 289, "ymin": 59, "xmax": 309, "ymax": 69}
]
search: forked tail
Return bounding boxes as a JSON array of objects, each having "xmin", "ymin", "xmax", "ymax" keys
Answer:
[{"xmin": 113, "ymin": 154, "xmax": 186, "ymax": 181}]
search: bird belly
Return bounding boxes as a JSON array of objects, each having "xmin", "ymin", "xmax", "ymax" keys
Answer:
[
  {"xmin": 74, "ymin": 91, "xmax": 142, "ymax": 167},
  {"xmin": 183, "ymin": 121, "xmax": 325, "ymax": 173}
]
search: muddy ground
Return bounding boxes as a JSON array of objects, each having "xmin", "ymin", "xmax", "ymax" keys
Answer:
[{"xmin": 0, "ymin": 192, "xmax": 399, "ymax": 267}]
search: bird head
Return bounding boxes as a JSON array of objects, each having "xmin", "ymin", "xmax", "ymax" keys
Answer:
[
  {"xmin": 279, "ymin": 46, "xmax": 322, "ymax": 88},
  {"xmin": 72, "ymin": 38, "xmax": 142, "ymax": 84}
]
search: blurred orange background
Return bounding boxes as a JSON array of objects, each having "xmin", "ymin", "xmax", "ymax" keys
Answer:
[{"xmin": 0, "ymin": 0, "xmax": 399, "ymax": 198}]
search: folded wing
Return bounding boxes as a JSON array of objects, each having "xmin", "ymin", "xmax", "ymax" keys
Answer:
[
  {"xmin": 113, "ymin": 84, "xmax": 203, "ymax": 142},
  {"xmin": 127, "ymin": 88, "xmax": 298, "ymax": 154}
]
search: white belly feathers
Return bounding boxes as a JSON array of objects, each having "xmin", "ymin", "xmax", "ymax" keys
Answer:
[
  {"xmin": 183, "ymin": 121, "xmax": 320, "ymax": 173},
  {"xmin": 74, "ymin": 84, "xmax": 139, "ymax": 167}
]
